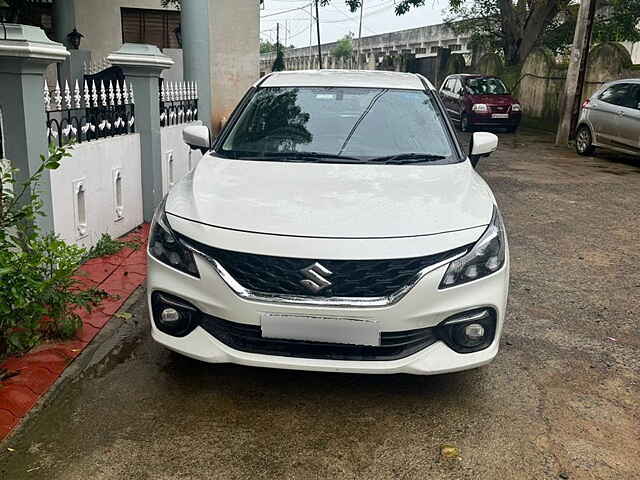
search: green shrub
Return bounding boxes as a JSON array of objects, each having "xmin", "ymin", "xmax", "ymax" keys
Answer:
[
  {"xmin": 84, "ymin": 233, "xmax": 140, "ymax": 261},
  {"xmin": 0, "ymin": 145, "xmax": 106, "ymax": 357}
]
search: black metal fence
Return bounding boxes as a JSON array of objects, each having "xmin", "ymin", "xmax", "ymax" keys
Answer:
[
  {"xmin": 44, "ymin": 79, "xmax": 136, "ymax": 147},
  {"xmin": 159, "ymin": 81, "xmax": 199, "ymax": 127}
]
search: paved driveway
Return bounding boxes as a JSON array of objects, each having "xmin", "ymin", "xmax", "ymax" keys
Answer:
[{"xmin": 1, "ymin": 129, "xmax": 639, "ymax": 480}]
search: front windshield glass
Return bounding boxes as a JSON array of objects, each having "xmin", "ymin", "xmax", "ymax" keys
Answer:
[
  {"xmin": 465, "ymin": 77, "xmax": 509, "ymax": 95},
  {"xmin": 220, "ymin": 87, "xmax": 456, "ymax": 164}
]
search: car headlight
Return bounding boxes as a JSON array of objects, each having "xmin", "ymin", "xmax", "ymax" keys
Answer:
[
  {"xmin": 511, "ymin": 104, "xmax": 521, "ymax": 112},
  {"xmin": 472, "ymin": 103, "xmax": 489, "ymax": 113},
  {"xmin": 149, "ymin": 196, "xmax": 200, "ymax": 277},
  {"xmin": 440, "ymin": 207, "xmax": 506, "ymax": 288}
]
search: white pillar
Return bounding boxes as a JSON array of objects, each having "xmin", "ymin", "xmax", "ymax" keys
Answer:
[
  {"xmin": 0, "ymin": 24, "xmax": 69, "ymax": 233},
  {"xmin": 182, "ymin": 0, "xmax": 259, "ymax": 134}
]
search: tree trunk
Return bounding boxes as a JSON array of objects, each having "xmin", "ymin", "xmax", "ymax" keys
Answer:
[
  {"xmin": 516, "ymin": 0, "xmax": 564, "ymax": 64},
  {"xmin": 497, "ymin": 0, "xmax": 567, "ymax": 66},
  {"xmin": 498, "ymin": 0, "xmax": 523, "ymax": 65}
]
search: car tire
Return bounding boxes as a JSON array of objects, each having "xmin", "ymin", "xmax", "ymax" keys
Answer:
[
  {"xmin": 576, "ymin": 125, "xmax": 595, "ymax": 156},
  {"xmin": 506, "ymin": 125, "xmax": 518, "ymax": 133},
  {"xmin": 460, "ymin": 113, "xmax": 472, "ymax": 132}
]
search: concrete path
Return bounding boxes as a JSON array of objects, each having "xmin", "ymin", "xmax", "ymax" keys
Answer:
[{"xmin": 1, "ymin": 129, "xmax": 639, "ymax": 480}]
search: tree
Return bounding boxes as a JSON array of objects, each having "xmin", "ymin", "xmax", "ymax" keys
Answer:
[
  {"xmin": 332, "ymin": 34, "xmax": 353, "ymax": 60},
  {"xmin": 320, "ymin": 0, "xmax": 425, "ymax": 15},
  {"xmin": 444, "ymin": 0, "xmax": 573, "ymax": 66},
  {"xmin": 162, "ymin": 0, "xmax": 265, "ymax": 8},
  {"xmin": 444, "ymin": 0, "xmax": 640, "ymax": 66},
  {"xmin": 160, "ymin": 0, "xmax": 181, "ymax": 9},
  {"xmin": 272, "ymin": 43, "xmax": 286, "ymax": 71},
  {"xmin": 261, "ymin": 40, "xmax": 276, "ymax": 54}
]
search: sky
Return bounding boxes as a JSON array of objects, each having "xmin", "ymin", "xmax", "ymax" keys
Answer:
[{"xmin": 260, "ymin": 0, "xmax": 447, "ymax": 48}]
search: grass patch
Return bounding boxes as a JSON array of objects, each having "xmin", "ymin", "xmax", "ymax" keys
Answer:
[{"xmin": 84, "ymin": 233, "xmax": 141, "ymax": 261}]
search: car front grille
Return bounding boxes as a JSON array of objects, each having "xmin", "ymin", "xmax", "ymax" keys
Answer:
[
  {"xmin": 178, "ymin": 234, "xmax": 468, "ymax": 298},
  {"xmin": 200, "ymin": 315, "xmax": 438, "ymax": 361}
]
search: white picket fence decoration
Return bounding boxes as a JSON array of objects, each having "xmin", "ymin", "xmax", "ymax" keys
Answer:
[
  {"xmin": 44, "ymin": 76, "xmax": 136, "ymax": 146},
  {"xmin": 159, "ymin": 81, "xmax": 199, "ymax": 126}
]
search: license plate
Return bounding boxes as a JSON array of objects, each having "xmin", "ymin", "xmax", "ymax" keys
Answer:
[
  {"xmin": 492, "ymin": 113, "xmax": 509, "ymax": 119},
  {"xmin": 260, "ymin": 313, "xmax": 380, "ymax": 346}
]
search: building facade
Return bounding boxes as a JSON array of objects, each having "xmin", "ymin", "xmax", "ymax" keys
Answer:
[{"xmin": 260, "ymin": 22, "xmax": 473, "ymax": 75}]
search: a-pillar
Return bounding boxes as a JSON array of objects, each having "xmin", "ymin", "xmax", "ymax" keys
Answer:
[
  {"xmin": 0, "ymin": 24, "xmax": 69, "ymax": 233},
  {"xmin": 181, "ymin": 0, "xmax": 259, "ymax": 133},
  {"xmin": 108, "ymin": 44, "xmax": 173, "ymax": 222}
]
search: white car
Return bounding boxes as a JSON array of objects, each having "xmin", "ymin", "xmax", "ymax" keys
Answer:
[{"xmin": 147, "ymin": 70, "xmax": 509, "ymax": 376}]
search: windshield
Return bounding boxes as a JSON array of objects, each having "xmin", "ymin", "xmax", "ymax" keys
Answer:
[
  {"xmin": 220, "ymin": 87, "xmax": 457, "ymax": 164},
  {"xmin": 465, "ymin": 77, "xmax": 509, "ymax": 95}
]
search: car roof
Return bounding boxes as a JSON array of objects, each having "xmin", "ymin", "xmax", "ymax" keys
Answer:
[
  {"xmin": 604, "ymin": 78, "xmax": 640, "ymax": 85},
  {"xmin": 258, "ymin": 70, "xmax": 432, "ymax": 91}
]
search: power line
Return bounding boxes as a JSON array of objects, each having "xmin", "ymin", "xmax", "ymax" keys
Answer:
[
  {"xmin": 287, "ymin": 23, "xmax": 311, "ymax": 41},
  {"xmin": 260, "ymin": 3, "xmax": 311, "ymax": 18}
]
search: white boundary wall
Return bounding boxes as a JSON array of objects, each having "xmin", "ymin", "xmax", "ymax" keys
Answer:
[
  {"xmin": 160, "ymin": 122, "xmax": 204, "ymax": 196},
  {"xmin": 50, "ymin": 134, "xmax": 143, "ymax": 248}
]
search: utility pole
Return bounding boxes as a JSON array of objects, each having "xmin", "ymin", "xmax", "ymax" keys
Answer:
[
  {"xmin": 555, "ymin": 0, "xmax": 597, "ymax": 146},
  {"xmin": 276, "ymin": 21, "xmax": 280, "ymax": 57},
  {"xmin": 357, "ymin": 0, "xmax": 364, "ymax": 69},
  {"xmin": 309, "ymin": 3, "xmax": 313, "ymax": 48},
  {"xmin": 315, "ymin": 0, "xmax": 322, "ymax": 69}
]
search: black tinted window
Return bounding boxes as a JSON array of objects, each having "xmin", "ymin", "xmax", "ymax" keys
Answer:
[
  {"xmin": 600, "ymin": 83, "xmax": 638, "ymax": 108},
  {"xmin": 221, "ymin": 87, "xmax": 456, "ymax": 163}
]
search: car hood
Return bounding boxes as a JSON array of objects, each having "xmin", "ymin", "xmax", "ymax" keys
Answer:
[
  {"xmin": 469, "ymin": 94, "xmax": 517, "ymax": 106},
  {"xmin": 165, "ymin": 155, "xmax": 495, "ymax": 239}
]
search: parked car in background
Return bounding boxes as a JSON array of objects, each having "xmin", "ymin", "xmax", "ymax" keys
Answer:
[
  {"xmin": 439, "ymin": 74, "xmax": 522, "ymax": 133},
  {"xmin": 147, "ymin": 70, "xmax": 509, "ymax": 376},
  {"xmin": 576, "ymin": 78, "xmax": 640, "ymax": 157}
]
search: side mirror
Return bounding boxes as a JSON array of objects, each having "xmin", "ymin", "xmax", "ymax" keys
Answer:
[
  {"xmin": 183, "ymin": 125, "xmax": 211, "ymax": 154},
  {"xmin": 469, "ymin": 132, "xmax": 498, "ymax": 168}
]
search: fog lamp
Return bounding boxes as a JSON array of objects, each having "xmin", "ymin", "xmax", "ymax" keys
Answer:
[
  {"xmin": 160, "ymin": 308, "xmax": 181, "ymax": 326},
  {"xmin": 437, "ymin": 308, "xmax": 497, "ymax": 353},
  {"xmin": 464, "ymin": 323, "xmax": 485, "ymax": 341},
  {"xmin": 151, "ymin": 292, "xmax": 200, "ymax": 337}
]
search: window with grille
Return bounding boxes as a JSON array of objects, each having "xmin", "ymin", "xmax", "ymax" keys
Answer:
[
  {"xmin": 448, "ymin": 44, "xmax": 462, "ymax": 51},
  {"xmin": 121, "ymin": 8, "xmax": 181, "ymax": 49}
]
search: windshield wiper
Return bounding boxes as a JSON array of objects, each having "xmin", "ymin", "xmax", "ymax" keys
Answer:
[
  {"xmin": 263, "ymin": 151, "xmax": 361, "ymax": 161},
  {"xmin": 366, "ymin": 153, "xmax": 447, "ymax": 165},
  {"xmin": 237, "ymin": 151, "xmax": 362, "ymax": 163}
]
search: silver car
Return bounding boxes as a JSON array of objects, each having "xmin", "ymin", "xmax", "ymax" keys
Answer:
[{"xmin": 576, "ymin": 78, "xmax": 640, "ymax": 157}]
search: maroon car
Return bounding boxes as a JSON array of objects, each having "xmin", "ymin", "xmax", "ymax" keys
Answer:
[{"xmin": 439, "ymin": 74, "xmax": 522, "ymax": 132}]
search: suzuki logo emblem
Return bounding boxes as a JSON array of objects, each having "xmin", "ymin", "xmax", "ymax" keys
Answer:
[{"xmin": 299, "ymin": 262, "xmax": 333, "ymax": 293}]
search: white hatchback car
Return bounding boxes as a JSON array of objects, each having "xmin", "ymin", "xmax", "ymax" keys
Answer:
[{"xmin": 147, "ymin": 70, "xmax": 509, "ymax": 376}]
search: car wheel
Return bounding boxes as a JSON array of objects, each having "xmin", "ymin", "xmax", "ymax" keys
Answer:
[
  {"xmin": 460, "ymin": 114, "xmax": 471, "ymax": 132},
  {"xmin": 576, "ymin": 125, "xmax": 595, "ymax": 156},
  {"xmin": 506, "ymin": 125, "xmax": 518, "ymax": 133}
]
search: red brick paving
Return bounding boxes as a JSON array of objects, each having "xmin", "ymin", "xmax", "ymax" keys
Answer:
[{"xmin": 0, "ymin": 224, "xmax": 149, "ymax": 442}]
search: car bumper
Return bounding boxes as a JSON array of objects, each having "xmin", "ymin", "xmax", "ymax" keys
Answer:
[
  {"xmin": 151, "ymin": 325, "xmax": 501, "ymax": 375},
  {"xmin": 470, "ymin": 112, "xmax": 521, "ymax": 127},
  {"xmin": 147, "ymin": 234, "xmax": 509, "ymax": 376}
]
